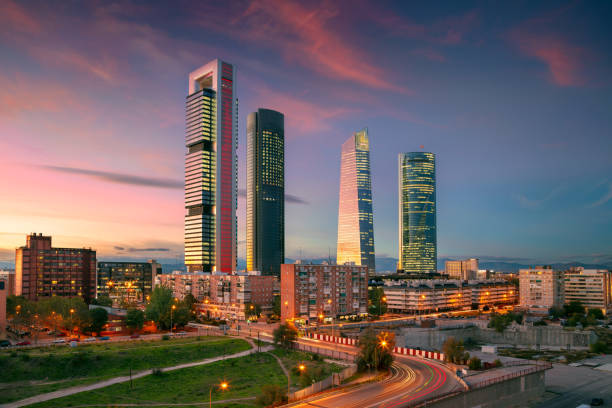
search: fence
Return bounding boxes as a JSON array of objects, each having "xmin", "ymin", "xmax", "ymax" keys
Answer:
[
  {"xmin": 307, "ymin": 333, "xmax": 446, "ymax": 362},
  {"xmin": 468, "ymin": 361, "xmax": 552, "ymax": 390},
  {"xmin": 294, "ymin": 341, "xmax": 357, "ymax": 362},
  {"xmin": 288, "ymin": 365, "xmax": 358, "ymax": 401}
]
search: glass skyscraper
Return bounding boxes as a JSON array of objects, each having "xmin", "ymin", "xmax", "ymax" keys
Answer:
[
  {"xmin": 246, "ymin": 109, "xmax": 285, "ymax": 276},
  {"xmin": 398, "ymin": 152, "xmax": 436, "ymax": 273},
  {"xmin": 337, "ymin": 128, "xmax": 375, "ymax": 272},
  {"xmin": 185, "ymin": 59, "xmax": 238, "ymax": 273}
]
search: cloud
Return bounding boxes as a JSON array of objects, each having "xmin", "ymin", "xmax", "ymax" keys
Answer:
[
  {"xmin": 515, "ymin": 185, "xmax": 566, "ymax": 209},
  {"xmin": 0, "ymin": 75, "xmax": 82, "ymax": 117},
  {"xmin": 412, "ymin": 48, "xmax": 446, "ymax": 62},
  {"xmin": 237, "ymin": 189, "xmax": 308, "ymax": 205},
  {"xmin": 193, "ymin": 0, "xmax": 410, "ymax": 93},
  {"xmin": 40, "ymin": 165, "xmax": 183, "ymax": 189},
  {"xmin": 588, "ymin": 182, "xmax": 612, "ymax": 208},
  {"xmin": 114, "ymin": 246, "xmax": 125, "ymax": 251},
  {"xmin": 0, "ymin": 0, "xmax": 41, "ymax": 35},
  {"xmin": 127, "ymin": 247, "xmax": 171, "ymax": 252},
  {"xmin": 28, "ymin": 46, "xmax": 118, "ymax": 84}
]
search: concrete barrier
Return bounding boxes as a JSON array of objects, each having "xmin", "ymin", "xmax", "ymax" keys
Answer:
[{"xmin": 289, "ymin": 365, "xmax": 358, "ymax": 401}]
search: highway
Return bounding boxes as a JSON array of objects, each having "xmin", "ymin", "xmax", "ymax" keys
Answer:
[{"xmin": 287, "ymin": 354, "xmax": 461, "ymax": 408}]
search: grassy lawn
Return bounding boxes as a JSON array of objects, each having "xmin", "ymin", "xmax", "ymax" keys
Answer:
[
  {"xmin": 0, "ymin": 336, "xmax": 250, "ymax": 404},
  {"xmin": 24, "ymin": 348, "xmax": 346, "ymax": 408},
  {"xmin": 270, "ymin": 348, "xmax": 344, "ymax": 390}
]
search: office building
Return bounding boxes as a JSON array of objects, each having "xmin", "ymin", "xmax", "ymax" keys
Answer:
[
  {"xmin": 383, "ymin": 279, "xmax": 516, "ymax": 314},
  {"xmin": 519, "ymin": 267, "xmax": 564, "ymax": 314},
  {"xmin": 97, "ymin": 261, "xmax": 159, "ymax": 305},
  {"xmin": 0, "ymin": 279, "xmax": 6, "ymax": 336},
  {"xmin": 280, "ymin": 263, "xmax": 368, "ymax": 323},
  {"xmin": 564, "ymin": 267, "xmax": 612, "ymax": 315},
  {"xmin": 398, "ymin": 152, "xmax": 436, "ymax": 273},
  {"xmin": 15, "ymin": 233, "xmax": 96, "ymax": 301},
  {"xmin": 337, "ymin": 128, "xmax": 375, "ymax": 272},
  {"xmin": 0, "ymin": 270, "xmax": 16, "ymax": 296},
  {"xmin": 185, "ymin": 59, "xmax": 238, "ymax": 273},
  {"xmin": 246, "ymin": 108, "xmax": 285, "ymax": 276},
  {"xmin": 445, "ymin": 258, "xmax": 479, "ymax": 280}
]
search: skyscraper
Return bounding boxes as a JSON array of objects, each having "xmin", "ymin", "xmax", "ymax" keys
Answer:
[
  {"xmin": 246, "ymin": 109, "xmax": 285, "ymax": 276},
  {"xmin": 337, "ymin": 128, "xmax": 375, "ymax": 272},
  {"xmin": 185, "ymin": 59, "xmax": 238, "ymax": 273},
  {"xmin": 398, "ymin": 152, "xmax": 436, "ymax": 273}
]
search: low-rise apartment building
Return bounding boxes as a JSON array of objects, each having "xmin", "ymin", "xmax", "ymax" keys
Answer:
[
  {"xmin": 280, "ymin": 263, "xmax": 368, "ymax": 324},
  {"xmin": 564, "ymin": 267, "xmax": 612, "ymax": 315}
]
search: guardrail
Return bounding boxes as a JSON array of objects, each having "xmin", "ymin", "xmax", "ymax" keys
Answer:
[{"xmin": 468, "ymin": 361, "xmax": 552, "ymax": 390}]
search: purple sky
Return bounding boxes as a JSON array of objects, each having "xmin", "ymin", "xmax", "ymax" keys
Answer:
[{"xmin": 1, "ymin": 0, "xmax": 611, "ymax": 267}]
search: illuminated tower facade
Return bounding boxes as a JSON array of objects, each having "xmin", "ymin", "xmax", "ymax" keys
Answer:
[
  {"xmin": 337, "ymin": 128, "xmax": 375, "ymax": 272},
  {"xmin": 398, "ymin": 152, "xmax": 436, "ymax": 273},
  {"xmin": 246, "ymin": 108, "xmax": 285, "ymax": 276},
  {"xmin": 185, "ymin": 59, "xmax": 238, "ymax": 273}
]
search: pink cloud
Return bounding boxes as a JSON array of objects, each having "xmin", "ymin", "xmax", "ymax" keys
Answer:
[
  {"xmin": 0, "ymin": 74, "xmax": 81, "ymax": 116},
  {"xmin": 194, "ymin": 0, "xmax": 411, "ymax": 94},
  {"xmin": 509, "ymin": 31, "xmax": 587, "ymax": 86},
  {"xmin": 0, "ymin": 0, "xmax": 41, "ymax": 34},
  {"xmin": 28, "ymin": 46, "xmax": 118, "ymax": 84}
]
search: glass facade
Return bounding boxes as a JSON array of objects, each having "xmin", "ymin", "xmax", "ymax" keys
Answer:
[
  {"xmin": 398, "ymin": 152, "xmax": 436, "ymax": 273},
  {"xmin": 246, "ymin": 109, "xmax": 284, "ymax": 276},
  {"xmin": 185, "ymin": 60, "xmax": 237, "ymax": 273},
  {"xmin": 96, "ymin": 262, "xmax": 154, "ymax": 305},
  {"xmin": 337, "ymin": 128, "xmax": 375, "ymax": 272}
]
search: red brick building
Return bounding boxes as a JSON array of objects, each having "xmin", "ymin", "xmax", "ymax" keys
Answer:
[
  {"xmin": 281, "ymin": 263, "xmax": 368, "ymax": 324},
  {"xmin": 15, "ymin": 234, "xmax": 96, "ymax": 302}
]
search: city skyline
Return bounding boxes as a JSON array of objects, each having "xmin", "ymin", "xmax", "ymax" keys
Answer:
[{"xmin": 1, "ymin": 1, "xmax": 611, "ymax": 267}]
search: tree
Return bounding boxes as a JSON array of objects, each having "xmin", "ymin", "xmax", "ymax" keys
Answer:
[
  {"xmin": 271, "ymin": 295, "xmax": 281, "ymax": 319},
  {"xmin": 256, "ymin": 384, "xmax": 285, "ymax": 406},
  {"xmin": 564, "ymin": 301, "xmax": 585, "ymax": 316},
  {"xmin": 368, "ymin": 287, "xmax": 388, "ymax": 316},
  {"xmin": 145, "ymin": 286, "xmax": 175, "ymax": 330},
  {"xmin": 92, "ymin": 296, "xmax": 113, "ymax": 307},
  {"xmin": 126, "ymin": 308, "xmax": 145, "ymax": 332},
  {"xmin": 442, "ymin": 337, "xmax": 469, "ymax": 364},
  {"xmin": 588, "ymin": 308, "xmax": 605, "ymax": 320},
  {"xmin": 89, "ymin": 307, "xmax": 108, "ymax": 335},
  {"xmin": 245, "ymin": 303, "xmax": 262, "ymax": 320},
  {"xmin": 273, "ymin": 323, "xmax": 298, "ymax": 348},
  {"xmin": 468, "ymin": 356, "xmax": 482, "ymax": 370},
  {"xmin": 356, "ymin": 328, "xmax": 395, "ymax": 371},
  {"xmin": 488, "ymin": 312, "xmax": 523, "ymax": 333},
  {"xmin": 549, "ymin": 306, "xmax": 564, "ymax": 319}
]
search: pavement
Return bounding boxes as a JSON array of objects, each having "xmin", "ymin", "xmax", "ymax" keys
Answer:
[{"xmin": 0, "ymin": 339, "xmax": 270, "ymax": 408}]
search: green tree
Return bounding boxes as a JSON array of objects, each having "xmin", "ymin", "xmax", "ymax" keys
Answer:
[
  {"xmin": 256, "ymin": 384, "xmax": 285, "ymax": 406},
  {"xmin": 92, "ymin": 296, "xmax": 113, "ymax": 307},
  {"xmin": 356, "ymin": 328, "xmax": 395, "ymax": 371},
  {"xmin": 549, "ymin": 306, "xmax": 564, "ymax": 319},
  {"xmin": 588, "ymin": 308, "xmax": 605, "ymax": 320},
  {"xmin": 564, "ymin": 301, "xmax": 585, "ymax": 316},
  {"xmin": 126, "ymin": 308, "xmax": 145, "ymax": 332},
  {"xmin": 368, "ymin": 287, "xmax": 388, "ymax": 316},
  {"xmin": 145, "ymin": 286, "xmax": 175, "ymax": 330},
  {"xmin": 468, "ymin": 356, "xmax": 482, "ymax": 370},
  {"xmin": 442, "ymin": 337, "xmax": 469, "ymax": 364},
  {"xmin": 89, "ymin": 307, "xmax": 108, "ymax": 335},
  {"xmin": 245, "ymin": 303, "xmax": 262, "ymax": 320},
  {"xmin": 272, "ymin": 295, "xmax": 281, "ymax": 319},
  {"xmin": 273, "ymin": 324, "xmax": 298, "ymax": 349}
]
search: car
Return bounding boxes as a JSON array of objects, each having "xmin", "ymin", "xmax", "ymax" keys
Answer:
[
  {"xmin": 52, "ymin": 339, "xmax": 66, "ymax": 344},
  {"xmin": 83, "ymin": 337, "xmax": 96, "ymax": 342},
  {"xmin": 98, "ymin": 336, "xmax": 110, "ymax": 341},
  {"xmin": 591, "ymin": 398, "xmax": 604, "ymax": 406},
  {"xmin": 68, "ymin": 338, "xmax": 80, "ymax": 342},
  {"xmin": 130, "ymin": 334, "xmax": 140, "ymax": 339},
  {"xmin": 16, "ymin": 340, "xmax": 31, "ymax": 346},
  {"xmin": 0, "ymin": 340, "xmax": 11, "ymax": 347}
]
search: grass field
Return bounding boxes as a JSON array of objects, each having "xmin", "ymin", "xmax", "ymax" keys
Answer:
[
  {"xmin": 0, "ymin": 336, "xmax": 250, "ymax": 404},
  {"xmin": 24, "ymin": 348, "xmax": 346, "ymax": 408},
  {"xmin": 271, "ymin": 348, "xmax": 344, "ymax": 389}
]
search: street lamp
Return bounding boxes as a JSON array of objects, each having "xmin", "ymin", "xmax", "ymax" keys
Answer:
[
  {"xmin": 171, "ymin": 304, "xmax": 176, "ymax": 335},
  {"xmin": 70, "ymin": 309, "xmax": 75, "ymax": 336},
  {"xmin": 379, "ymin": 295, "xmax": 387, "ymax": 317},
  {"xmin": 210, "ymin": 381, "xmax": 229, "ymax": 408}
]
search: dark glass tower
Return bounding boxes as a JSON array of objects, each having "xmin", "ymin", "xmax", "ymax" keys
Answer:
[
  {"xmin": 398, "ymin": 152, "xmax": 436, "ymax": 273},
  {"xmin": 246, "ymin": 109, "xmax": 284, "ymax": 276}
]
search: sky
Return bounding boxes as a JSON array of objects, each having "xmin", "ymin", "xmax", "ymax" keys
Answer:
[{"xmin": 1, "ymin": 0, "xmax": 611, "ymax": 268}]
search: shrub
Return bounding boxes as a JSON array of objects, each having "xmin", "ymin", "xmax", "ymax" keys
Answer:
[
  {"xmin": 493, "ymin": 359, "xmax": 503, "ymax": 368},
  {"xmin": 256, "ymin": 384, "xmax": 285, "ymax": 406},
  {"xmin": 162, "ymin": 335, "xmax": 170, "ymax": 341},
  {"xmin": 468, "ymin": 357, "xmax": 482, "ymax": 370},
  {"xmin": 590, "ymin": 341, "xmax": 608, "ymax": 354},
  {"xmin": 152, "ymin": 368, "xmax": 164, "ymax": 376}
]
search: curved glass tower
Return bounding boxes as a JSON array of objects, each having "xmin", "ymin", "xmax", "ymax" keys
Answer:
[
  {"xmin": 398, "ymin": 152, "xmax": 436, "ymax": 273},
  {"xmin": 246, "ymin": 109, "xmax": 284, "ymax": 276},
  {"xmin": 337, "ymin": 128, "xmax": 375, "ymax": 272}
]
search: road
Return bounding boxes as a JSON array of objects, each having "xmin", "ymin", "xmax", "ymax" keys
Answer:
[{"xmin": 287, "ymin": 355, "xmax": 461, "ymax": 408}]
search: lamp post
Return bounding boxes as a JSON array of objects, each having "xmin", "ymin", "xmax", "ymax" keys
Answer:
[
  {"xmin": 210, "ymin": 381, "xmax": 228, "ymax": 408},
  {"xmin": 70, "ymin": 308, "xmax": 75, "ymax": 336},
  {"xmin": 171, "ymin": 304, "xmax": 176, "ymax": 335}
]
